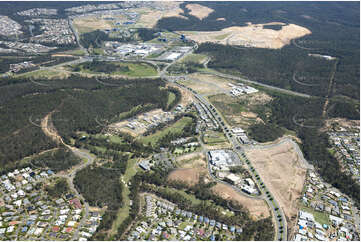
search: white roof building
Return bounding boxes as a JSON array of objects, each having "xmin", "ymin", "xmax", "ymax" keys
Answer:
[
  {"xmin": 34, "ymin": 227, "xmax": 44, "ymax": 236},
  {"xmin": 165, "ymin": 52, "xmax": 182, "ymax": 61},
  {"xmin": 7, "ymin": 226, "xmax": 15, "ymax": 233},
  {"xmin": 231, "ymin": 127, "xmax": 245, "ymax": 134},
  {"xmin": 330, "ymin": 215, "xmax": 344, "ymax": 226},
  {"xmin": 67, "ymin": 221, "xmax": 77, "ymax": 227},
  {"xmin": 13, "ymin": 199, "xmax": 22, "ymax": 207},
  {"xmin": 208, "ymin": 150, "xmax": 235, "ymax": 167},
  {"xmin": 245, "ymin": 178, "xmax": 255, "ymax": 187},
  {"xmin": 299, "ymin": 210, "xmax": 314, "ymax": 222},
  {"xmin": 226, "ymin": 173, "xmax": 242, "ymax": 184},
  {"xmin": 294, "ymin": 234, "xmax": 307, "ymax": 241},
  {"xmin": 18, "ymin": 189, "xmax": 25, "ymax": 197}
]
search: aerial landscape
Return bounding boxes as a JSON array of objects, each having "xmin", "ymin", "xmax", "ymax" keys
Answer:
[{"xmin": 0, "ymin": 1, "xmax": 359, "ymax": 241}]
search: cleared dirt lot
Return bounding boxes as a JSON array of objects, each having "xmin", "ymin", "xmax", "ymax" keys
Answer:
[
  {"xmin": 181, "ymin": 22, "xmax": 311, "ymax": 49},
  {"xmin": 245, "ymin": 140, "xmax": 307, "ymax": 223},
  {"xmin": 212, "ymin": 183, "xmax": 270, "ymax": 220},
  {"xmin": 138, "ymin": 2, "xmax": 187, "ymax": 28},
  {"xmin": 185, "ymin": 3, "xmax": 214, "ymax": 20},
  {"xmin": 179, "ymin": 73, "xmax": 236, "ymax": 96},
  {"xmin": 73, "ymin": 16, "xmax": 113, "ymax": 33},
  {"xmin": 168, "ymin": 152, "xmax": 208, "ymax": 186}
]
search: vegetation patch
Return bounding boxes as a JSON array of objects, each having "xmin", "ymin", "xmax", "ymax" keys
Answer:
[
  {"xmin": 203, "ymin": 130, "xmax": 228, "ymax": 144},
  {"xmin": 138, "ymin": 116, "xmax": 193, "ymax": 146},
  {"xmin": 45, "ymin": 178, "xmax": 70, "ymax": 199},
  {"xmin": 71, "ymin": 61, "xmax": 158, "ymax": 77},
  {"xmin": 30, "ymin": 147, "xmax": 81, "ymax": 171},
  {"xmin": 74, "ymin": 165, "xmax": 123, "ymax": 210},
  {"xmin": 248, "ymin": 123, "xmax": 285, "ymax": 143}
]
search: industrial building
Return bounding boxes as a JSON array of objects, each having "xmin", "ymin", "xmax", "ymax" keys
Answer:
[{"xmin": 208, "ymin": 150, "xmax": 241, "ymax": 169}]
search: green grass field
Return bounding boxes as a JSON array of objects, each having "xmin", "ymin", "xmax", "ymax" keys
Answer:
[
  {"xmin": 18, "ymin": 69, "xmax": 67, "ymax": 79},
  {"xmin": 71, "ymin": 62, "xmax": 158, "ymax": 77},
  {"xmin": 92, "ymin": 48, "xmax": 105, "ymax": 55},
  {"xmin": 110, "ymin": 158, "xmax": 140, "ymax": 235},
  {"xmin": 299, "ymin": 205, "xmax": 330, "ymax": 225},
  {"xmin": 181, "ymin": 53, "xmax": 207, "ymax": 64},
  {"xmin": 203, "ymin": 130, "xmax": 227, "ymax": 144},
  {"xmin": 138, "ymin": 117, "xmax": 193, "ymax": 146},
  {"xmin": 57, "ymin": 48, "xmax": 86, "ymax": 56},
  {"xmin": 173, "ymin": 146, "xmax": 197, "ymax": 155},
  {"xmin": 167, "ymin": 92, "xmax": 176, "ymax": 107},
  {"xmin": 214, "ymin": 33, "xmax": 231, "ymax": 40}
]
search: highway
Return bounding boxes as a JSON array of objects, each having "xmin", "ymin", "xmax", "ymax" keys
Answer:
[
  {"xmin": 193, "ymin": 88, "xmax": 288, "ymax": 240},
  {"xmin": 199, "ymin": 69, "xmax": 311, "ymax": 98},
  {"xmin": 155, "ymin": 40, "xmax": 289, "ymax": 239}
]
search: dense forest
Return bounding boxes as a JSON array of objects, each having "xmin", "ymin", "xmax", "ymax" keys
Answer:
[
  {"xmin": 74, "ymin": 165, "xmax": 123, "ymax": 210},
  {"xmin": 45, "ymin": 178, "xmax": 70, "ymax": 199},
  {"xmin": 248, "ymin": 123, "xmax": 285, "ymax": 143},
  {"xmin": 30, "ymin": 146, "xmax": 81, "ymax": 171},
  {"xmin": 196, "ymin": 43, "xmax": 359, "ymax": 100},
  {"xmin": 0, "ymin": 74, "xmax": 169, "ymax": 168}
]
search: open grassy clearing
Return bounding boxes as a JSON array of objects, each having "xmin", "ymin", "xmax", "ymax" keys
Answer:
[
  {"xmin": 167, "ymin": 92, "xmax": 176, "ymax": 107},
  {"xmin": 54, "ymin": 48, "xmax": 86, "ymax": 56},
  {"xmin": 203, "ymin": 130, "xmax": 228, "ymax": 144},
  {"xmin": 73, "ymin": 16, "xmax": 113, "ymax": 34},
  {"xmin": 92, "ymin": 133, "xmax": 125, "ymax": 145},
  {"xmin": 110, "ymin": 158, "xmax": 140, "ymax": 235},
  {"xmin": 92, "ymin": 48, "xmax": 105, "ymax": 55},
  {"xmin": 180, "ymin": 53, "xmax": 208, "ymax": 64},
  {"xmin": 138, "ymin": 117, "xmax": 193, "ymax": 146},
  {"xmin": 299, "ymin": 203, "xmax": 330, "ymax": 225},
  {"xmin": 159, "ymin": 186, "xmax": 234, "ymax": 217},
  {"xmin": 17, "ymin": 69, "xmax": 69, "ymax": 79},
  {"xmin": 172, "ymin": 146, "xmax": 200, "ymax": 156},
  {"xmin": 179, "ymin": 73, "xmax": 236, "ymax": 96},
  {"xmin": 71, "ymin": 61, "xmax": 158, "ymax": 77},
  {"xmin": 208, "ymin": 92, "xmax": 272, "ymax": 128},
  {"xmin": 168, "ymin": 152, "xmax": 208, "ymax": 186}
]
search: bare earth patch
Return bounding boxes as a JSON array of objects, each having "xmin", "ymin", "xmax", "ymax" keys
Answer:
[
  {"xmin": 108, "ymin": 108, "xmax": 166, "ymax": 136},
  {"xmin": 244, "ymin": 92, "xmax": 273, "ymax": 106},
  {"xmin": 168, "ymin": 153, "xmax": 208, "ymax": 186},
  {"xmin": 166, "ymin": 83, "xmax": 194, "ymax": 106},
  {"xmin": 73, "ymin": 16, "xmax": 112, "ymax": 33},
  {"xmin": 181, "ymin": 22, "xmax": 311, "ymax": 49},
  {"xmin": 180, "ymin": 73, "xmax": 236, "ymax": 96},
  {"xmin": 168, "ymin": 167, "xmax": 207, "ymax": 186},
  {"xmin": 245, "ymin": 140, "xmax": 307, "ymax": 227},
  {"xmin": 185, "ymin": 3, "xmax": 214, "ymax": 20},
  {"xmin": 138, "ymin": 2, "xmax": 187, "ymax": 28},
  {"xmin": 241, "ymin": 112, "xmax": 257, "ymax": 118},
  {"xmin": 212, "ymin": 183, "xmax": 270, "ymax": 220}
]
